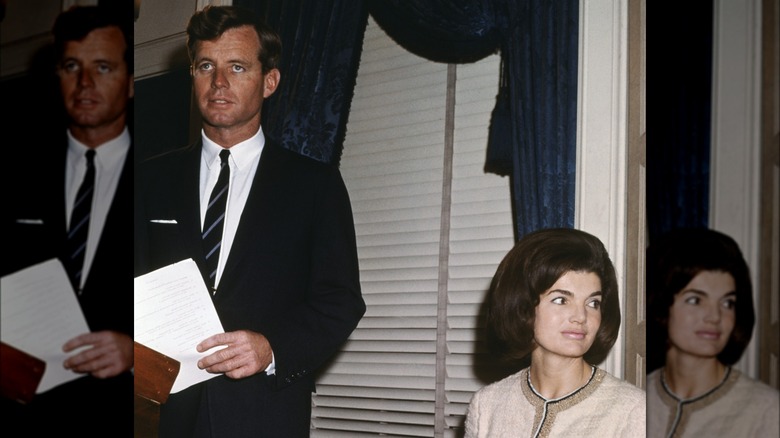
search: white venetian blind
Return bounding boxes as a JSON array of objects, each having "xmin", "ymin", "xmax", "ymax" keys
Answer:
[
  {"xmin": 444, "ymin": 55, "xmax": 515, "ymax": 435},
  {"xmin": 311, "ymin": 16, "xmax": 514, "ymax": 437}
]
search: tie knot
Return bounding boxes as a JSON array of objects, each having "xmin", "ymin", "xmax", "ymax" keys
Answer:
[
  {"xmin": 85, "ymin": 149, "xmax": 96, "ymax": 165},
  {"xmin": 219, "ymin": 149, "xmax": 230, "ymax": 165}
]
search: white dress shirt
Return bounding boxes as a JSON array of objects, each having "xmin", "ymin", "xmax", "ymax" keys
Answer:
[
  {"xmin": 199, "ymin": 127, "xmax": 264, "ymax": 290},
  {"xmin": 199, "ymin": 126, "xmax": 275, "ymax": 374},
  {"xmin": 65, "ymin": 126, "xmax": 131, "ymax": 290}
]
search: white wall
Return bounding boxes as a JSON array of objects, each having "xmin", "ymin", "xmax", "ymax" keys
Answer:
[{"xmin": 710, "ymin": 0, "xmax": 765, "ymax": 378}]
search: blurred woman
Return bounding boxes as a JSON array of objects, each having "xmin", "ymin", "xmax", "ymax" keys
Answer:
[{"xmin": 646, "ymin": 228, "xmax": 779, "ymax": 437}]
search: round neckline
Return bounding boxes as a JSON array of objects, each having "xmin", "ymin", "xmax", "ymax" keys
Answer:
[
  {"xmin": 527, "ymin": 365, "xmax": 597, "ymax": 402},
  {"xmin": 660, "ymin": 365, "xmax": 732, "ymax": 402}
]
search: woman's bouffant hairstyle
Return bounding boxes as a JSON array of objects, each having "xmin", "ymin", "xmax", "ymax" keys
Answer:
[
  {"xmin": 186, "ymin": 5, "xmax": 281, "ymax": 74},
  {"xmin": 646, "ymin": 228, "xmax": 754, "ymax": 372},
  {"xmin": 486, "ymin": 228, "xmax": 621, "ymax": 366}
]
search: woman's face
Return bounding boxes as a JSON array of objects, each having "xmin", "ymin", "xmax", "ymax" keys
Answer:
[
  {"xmin": 667, "ymin": 270, "xmax": 736, "ymax": 360},
  {"xmin": 533, "ymin": 271, "xmax": 602, "ymax": 360}
]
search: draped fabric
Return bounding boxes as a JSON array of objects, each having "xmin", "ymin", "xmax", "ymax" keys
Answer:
[
  {"xmin": 238, "ymin": 0, "xmax": 578, "ymax": 238},
  {"xmin": 369, "ymin": 0, "xmax": 578, "ymax": 239},
  {"xmin": 366, "ymin": 1, "xmax": 500, "ymax": 63},
  {"xmin": 235, "ymin": 0, "xmax": 369, "ymax": 165},
  {"xmin": 502, "ymin": 0, "xmax": 578, "ymax": 238},
  {"xmin": 646, "ymin": 2, "xmax": 713, "ymax": 244}
]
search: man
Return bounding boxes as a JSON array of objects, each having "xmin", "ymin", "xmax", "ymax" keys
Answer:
[
  {"xmin": 134, "ymin": 5, "xmax": 365, "ymax": 437},
  {"xmin": 1, "ymin": 5, "xmax": 134, "ymax": 436}
]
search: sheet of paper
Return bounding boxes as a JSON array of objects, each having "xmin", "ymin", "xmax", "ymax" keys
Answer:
[
  {"xmin": 1, "ymin": 258, "xmax": 92, "ymax": 393},
  {"xmin": 134, "ymin": 258, "xmax": 226, "ymax": 393}
]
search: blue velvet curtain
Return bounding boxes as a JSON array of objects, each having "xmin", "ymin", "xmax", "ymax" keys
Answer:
[
  {"xmin": 502, "ymin": 0, "xmax": 578, "ymax": 239},
  {"xmin": 235, "ymin": 0, "xmax": 369, "ymax": 165},
  {"xmin": 646, "ymin": 2, "xmax": 713, "ymax": 244},
  {"xmin": 237, "ymin": 0, "xmax": 578, "ymax": 239},
  {"xmin": 369, "ymin": 0, "xmax": 578, "ymax": 240}
]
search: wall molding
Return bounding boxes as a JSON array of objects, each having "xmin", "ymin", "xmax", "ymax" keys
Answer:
[
  {"xmin": 710, "ymin": 0, "xmax": 763, "ymax": 378},
  {"xmin": 576, "ymin": 0, "xmax": 630, "ymax": 378},
  {"xmin": 133, "ymin": 32, "xmax": 189, "ymax": 80}
]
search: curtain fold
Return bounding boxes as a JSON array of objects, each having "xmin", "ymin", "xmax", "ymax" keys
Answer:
[
  {"xmin": 368, "ymin": 0, "xmax": 578, "ymax": 239},
  {"xmin": 239, "ymin": 0, "xmax": 579, "ymax": 238},
  {"xmin": 646, "ymin": 2, "xmax": 712, "ymax": 243},
  {"xmin": 236, "ymin": 0, "xmax": 369, "ymax": 165},
  {"xmin": 504, "ymin": 0, "xmax": 578, "ymax": 238},
  {"xmin": 367, "ymin": 0, "xmax": 500, "ymax": 63}
]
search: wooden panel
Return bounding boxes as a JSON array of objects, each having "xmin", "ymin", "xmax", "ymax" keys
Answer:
[{"xmin": 624, "ymin": 0, "xmax": 646, "ymax": 388}]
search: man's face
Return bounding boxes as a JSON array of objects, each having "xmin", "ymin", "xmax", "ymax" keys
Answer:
[
  {"xmin": 191, "ymin": 25, "xmax": 279, "ymax": 141},
  {"xmin": 58, "ymin": 26, "xmax": 132, "ymax": 133}
]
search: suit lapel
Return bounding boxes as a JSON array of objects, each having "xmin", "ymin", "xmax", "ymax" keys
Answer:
[
  {"xmin": 175, "ymin": 142, "xmax": 211, "ymax": 271},
  {"xmin": 87, "ymin": 142, "xmax": 133, "ymax": 282},
  {"xmin": 95, "ymin": 142, "xmax": 133, "ymax": 243},
  {"xmin": 217, "ymin": 141, "xmax": 283, "ymax": 295},
  {"xmin": 52, "ymin": 135, "xmax": 70, "ymax": 234}
]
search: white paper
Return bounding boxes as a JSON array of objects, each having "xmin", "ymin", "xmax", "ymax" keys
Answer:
[
  {"xmin": 134, "ymin": 258, "xmax": 226, "ymax": 393},
  {"xmin": 1, "ymin": 258, "xmax": 92, "ymax": 393}
]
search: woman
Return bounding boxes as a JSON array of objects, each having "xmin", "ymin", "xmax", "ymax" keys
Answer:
[
  {"xmin": 465, "ymin": 228, "xmax": 645, "ymax": 437},
  {"xmin": 646, "ymin": 228, "xmax": 779, "ymax": 437}
]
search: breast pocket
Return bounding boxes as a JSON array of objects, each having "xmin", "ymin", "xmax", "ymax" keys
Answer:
[{"xmin": 146, "ymin": 220, "xmax": 192, "ymax": 269}]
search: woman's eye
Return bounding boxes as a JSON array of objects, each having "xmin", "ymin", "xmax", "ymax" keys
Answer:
[
  {"xmin": 722, "ymin": 299, "xmax": 736, "ymax": 310},
  {"xmin": 684, "ymin": 296, "xmax": 700, "ymax": 305},
  {"xmin": 551, "ymin": 297, "xmax": 565, "ymax": 305},
  {"xmin": 587, "ymin": 300, "xmax": 601, "ymax": 309}
]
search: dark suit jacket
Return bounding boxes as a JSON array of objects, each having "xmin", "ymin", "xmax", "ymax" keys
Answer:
[
  {"xmin": 134, "ymin": 138, "xmax": 366, "ymax": 438},
  {"xmin": 1, "ymin": 130, "xmax": 133, "ymax": 435}
]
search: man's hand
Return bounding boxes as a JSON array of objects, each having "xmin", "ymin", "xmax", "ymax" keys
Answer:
[
  {"xmin": 196, "ymin": 330, "xmax": 272, "ymax": 379},
  {"xmin": 62, "ymin": 331, "xmax": 133, "ymax": 379}
]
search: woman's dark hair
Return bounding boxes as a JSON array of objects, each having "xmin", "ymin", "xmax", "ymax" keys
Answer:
[
  {"xmin": 186, "ymin": 5, "xmax": 281, "ymax": 74},
  {"xmin": 486, "ymin": 228, "xmax": 621, "ymax": 366},
  {"xmin": 52, "ymin": 5, "xmax": 133, "ymax": 74},
  {"xmin": 646, "ymin": 228, "xmax": 754, "ymax": 372}
]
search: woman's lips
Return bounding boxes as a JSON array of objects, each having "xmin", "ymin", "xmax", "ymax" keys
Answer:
[
  {"xmin": 562, "ymin": 331, "xmax": 586, "ymax": 340},
  {"xmin": 695, "ymin": 330, "xmax": 721, "ymax": 340}
]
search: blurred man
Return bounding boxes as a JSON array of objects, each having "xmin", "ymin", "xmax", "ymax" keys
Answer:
[{"xmin": 1, "ymin": 5, "xmax": 133, "ymax": 436}]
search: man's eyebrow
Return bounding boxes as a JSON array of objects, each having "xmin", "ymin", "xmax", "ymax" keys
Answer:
[
  {"xmin": 61, "ymin": 56, "xmax": 119, "ymax": 64},
  {"xmin": 194, "ymin": 56, "xmax": 253, "ymax": 65}
]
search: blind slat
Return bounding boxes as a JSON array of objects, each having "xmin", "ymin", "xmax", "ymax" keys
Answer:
[{"xmin": 313, "ymin": 16, "xmax": 509, "ymax": 436}]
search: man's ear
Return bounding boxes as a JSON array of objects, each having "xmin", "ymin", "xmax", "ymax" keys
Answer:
[{"xmin": 263, "ymin": 69, "xmax": 280, "ymax": 98}]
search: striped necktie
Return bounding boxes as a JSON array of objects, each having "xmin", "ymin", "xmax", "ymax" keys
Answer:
[
  {"xmin": 202, "ymin": 149, "xmax": 230, "ymax": 294},
  {"xmin": 64, "ymin": 149, "xmax": 95, "ymax": 294}
]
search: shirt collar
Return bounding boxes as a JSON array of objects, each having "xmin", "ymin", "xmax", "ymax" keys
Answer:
[
  {"xmin": 66, "ymin": 126, "xmax": 131, "ymax": 169},
  {"xmin": 201, "ymin": 126, "xmax": 265, "ymax": 172}
]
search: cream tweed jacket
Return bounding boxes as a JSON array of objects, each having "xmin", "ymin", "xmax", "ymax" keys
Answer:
[{"xmin": 465, "ymin": 367, "xmax": 646, "ymax": 437}]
